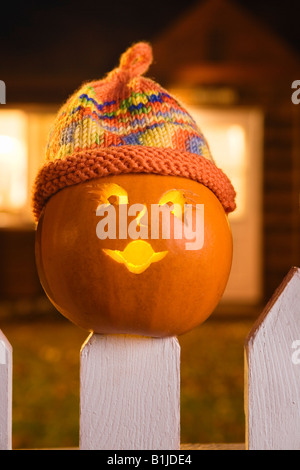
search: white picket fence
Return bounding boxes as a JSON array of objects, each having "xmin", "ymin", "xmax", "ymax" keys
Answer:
[{"xmin": 0, "ymin": 266, "xmax": 299, "ymax": 450}]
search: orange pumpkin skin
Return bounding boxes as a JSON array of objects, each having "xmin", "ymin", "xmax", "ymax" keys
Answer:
[{"xmin": 35, "ymin": 174, "xmax": 233, "ymax": 337}]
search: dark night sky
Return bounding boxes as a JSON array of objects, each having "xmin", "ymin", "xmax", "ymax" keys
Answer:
[{"xmin": 1, "ymin": 0, "xmax": 300, "ymax": 101}]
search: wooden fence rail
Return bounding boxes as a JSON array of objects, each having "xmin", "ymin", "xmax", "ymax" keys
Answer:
[{"xmin": 0, "ymin": 266, "xmax": 299, "ymax": 450}]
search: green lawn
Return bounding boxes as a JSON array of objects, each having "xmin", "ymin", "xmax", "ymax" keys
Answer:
[{"xmin": 1, "ymin": 316, "xmax": 252, "ymax": 449}]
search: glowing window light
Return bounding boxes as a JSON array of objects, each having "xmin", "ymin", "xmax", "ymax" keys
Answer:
[
  {"xmin": 0, "ymin": 111, "xmax": 28, "ymax": 212},
  {"xmin": 201, "ymin": 124, "xmax": 247, "ymax": 218},
  {"xmin": 184, "ymin": 105, "xmax": 249, "ymax": 219}
]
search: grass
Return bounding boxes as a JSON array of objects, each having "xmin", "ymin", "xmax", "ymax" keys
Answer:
[{"xmin": 1, "ymin": 315, "xmax": 253, "ymax": 449}]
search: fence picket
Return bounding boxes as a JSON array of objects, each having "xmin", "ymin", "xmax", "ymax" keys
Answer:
[
  {"xmin": 80, "ymin": 333, "xmax": 180, "ymax": 450},
  {"xmin": 245, "ymin": 266, "xmax": 300, "ymax": 450},
  {"xmin": 0, "ymin": 330, "xmax": 12, "ymax": 450}
]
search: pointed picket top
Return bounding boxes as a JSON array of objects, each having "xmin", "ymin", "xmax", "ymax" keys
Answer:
[
  {"xmin": 245, "ymin": 267, "xmax": 300, "ymax": 450},
  {"xmin": 0, "ymin": 329, "xmax": 12, "ymax": 450}
]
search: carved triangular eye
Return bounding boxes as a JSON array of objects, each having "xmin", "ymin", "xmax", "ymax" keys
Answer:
[
  {"xmin": 158, "ymin": 189, "xmax": 186, "ymax": 220},
  {"xmin": 87, "ymin": 182, "xmax": 128, "ymax": 205}
]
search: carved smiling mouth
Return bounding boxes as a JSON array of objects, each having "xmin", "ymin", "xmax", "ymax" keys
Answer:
[{"xmin": 103, "ymin": 240, "xmax": 168, "ymax": 274}]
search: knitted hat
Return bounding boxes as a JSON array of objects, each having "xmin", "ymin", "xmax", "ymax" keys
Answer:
[{"xmin": 32, "ymin": 42, "xmax": 236, "ymax": 222}]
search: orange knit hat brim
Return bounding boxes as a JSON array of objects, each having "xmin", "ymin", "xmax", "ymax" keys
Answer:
[{"xmin": 32, "ymin": 145, "xmax": 236, "ymax": 223}]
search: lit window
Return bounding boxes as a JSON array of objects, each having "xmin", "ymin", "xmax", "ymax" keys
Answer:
[
  {"xmin": 200, "ymin": 123, "xmax": 246, "ymax": 218},
  {"xmin": 186, "ymin": 106, "xmax": 250, "ymax": 219},
  {"xmin": 181, "ymin": 105, "xmax": 263, "ymax": 304},
  {"xmin": 0, "ymin": 111, "xmax": 28, "ymax": 212}
]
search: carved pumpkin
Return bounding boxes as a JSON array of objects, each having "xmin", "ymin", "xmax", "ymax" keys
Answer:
[
  {"xmin": 35, "ymin": 173, "xmax": 232, "ymax": 337},
  {"xmin": 33, "ymin": 42, "xmax": 236, "ymax": 337}
]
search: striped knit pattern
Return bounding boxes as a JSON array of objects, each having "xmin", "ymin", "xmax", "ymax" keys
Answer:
[
  {"xmin": 32, "ymin": 42, "xmax": 236, "ymax": 222},
  {"xmin": 46, "ymin": 80, "xmax": 213, "ymax": 164}
]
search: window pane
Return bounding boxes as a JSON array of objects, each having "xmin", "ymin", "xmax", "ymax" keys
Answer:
[{"xmin": 0, "ymin": 111, "xmax": 28, "ymax": 212}]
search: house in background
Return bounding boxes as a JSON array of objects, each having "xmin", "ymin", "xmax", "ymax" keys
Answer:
[
  {"xmin": 0, "ymin": 0, "xmax": 299, "ymax": 317},
  {"xmin": 151, "ymin": 0, "xmax": 300, "ymax": 308}
]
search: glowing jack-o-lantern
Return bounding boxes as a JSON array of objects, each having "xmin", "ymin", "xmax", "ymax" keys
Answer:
[
  {"xmin": 33, "ymin": 42, "xmax": 236, "ymax": 337},
  {"xmin": 35, "ymin": 173, "xmax": 233, "ymax": 337}
]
